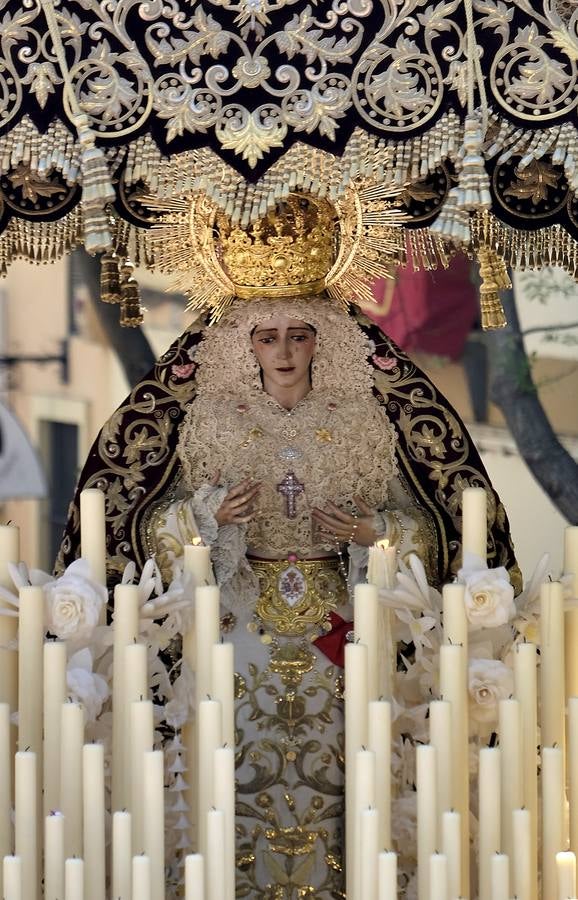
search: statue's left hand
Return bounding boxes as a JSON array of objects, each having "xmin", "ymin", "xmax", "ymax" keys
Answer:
[{"xmin": 311, "ymin": 496, "xmax": 377, "ymax": 547}]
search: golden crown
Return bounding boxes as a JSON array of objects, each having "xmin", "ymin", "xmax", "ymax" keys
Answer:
[
  {"xmin": 145, "ymin": 183, "xmax": 408, "ymax": 321},
  {"xmin": 217, "ymin": 195, "xmax": 336, "ymax": 299}
]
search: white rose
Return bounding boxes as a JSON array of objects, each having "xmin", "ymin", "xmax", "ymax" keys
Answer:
[
  {"xmin": 45, "ymin": 559, "xmax": 106, "ymax": 643},
  {"xmin": 67, "ymin": 648, "xmax": 109, "ymax": 723},
  {"xmin": 461, "ymin": 566, "xmax": 515, "ymax": 631},
  {"xmin": 468, "ymin": 658, "xmax": 514, "ymax": 728}
]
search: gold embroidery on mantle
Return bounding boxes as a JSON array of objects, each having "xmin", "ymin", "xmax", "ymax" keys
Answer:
[{"xmin": 251, "ymin": 558, "xmax": 346, "ymax": 636}]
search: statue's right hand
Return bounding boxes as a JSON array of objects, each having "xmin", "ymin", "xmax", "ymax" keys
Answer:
[{"xmin": 213, "ymin": 474, "xmax": 261, "ymax": 526}]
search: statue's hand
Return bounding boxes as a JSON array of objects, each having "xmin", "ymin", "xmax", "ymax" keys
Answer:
[
  {"xmin": 213, "ymin": 472, "xmax": 261, "ymax": 526},
  {"xmin": 311, "ymin": 496, "xmax": 377, "ymax": 547}
]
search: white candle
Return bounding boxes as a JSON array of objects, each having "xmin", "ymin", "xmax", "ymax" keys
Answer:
[
  {"xmin": 359, "ymin": 808, "xmax": 379, "ymax": 900},
  {"xmin": 17, "ymin": 586, "xmax": 44, "ymax": 755},
  {"xmin": 498, "ymin": 698, "xmax": 522, "ymax": 879},
  {"xmin": 439, "ymin": 643, "xmax": 469, "ymax": 896},
  {"xmin": 442, "ymin": 583, "xmax": 467, "ymax": 648},
  {"xmin": 3, "ymin": 855, "xmax": 21, "ymax": 900},
  {"xmin": 184, "ymin": 542, "xmax": 212, "ymax": 586},
  {"xmin": 490, "ymin": 853, "xmax": 509, "ymax": 900},
  {"xmin": 368, "ymin": 540, "xmax": 396, "ymax": 699},
  {"xmin": 442, "ymin": 810, "xmax": 461, "ymax": 899},
  {"xmin": 540, "ymin": 582, "xmax": 566, "ymax": 752},
  {"xmin": 565, "ymin": 527, "xmax": 578, "ymax": 704},
  {"xmin": 185, "ymin": 854, "xmax": 205, "ymax": 899},
  {"xmin": 60, "ymin": 702, "xmax": 84, "ymax": 859},
  {"xmin": 354, "ymin": 583, "xmax": 379, "ymax": 701},
  {"xmin": 124, "ymin": 642, "xmax": 148, "ymax": 704},
  {"xmin": 461, "ymin": 486, "xmax": 487, "ymax": 561},
  {"xmin": 212, "ymin": 747, "xmax": 235, "ymax": 900},
  {"xmin": 355, "ymin": 750, "xmax": 376, "ymax": 899},
  {"xmin": 0, "ymin": 525, "xmax": 19, "ymax": 767},
  {"xmin": 0, "ymin": 702, "xmax": 12, "ymax": 876},
  {"xmin": 514, "ymin": 642, "xmax": 538, "ymax": 900},
  {"xmin": 44, "ymin": 812, "xmax": 65, "ymax": 900},
  {"xmin": 82, "ymin": 743, "xmax": 105, "ymax": 900},
  {"xmin": 378, "ymin": 851, "xmax": 397, "ymax": 899},
  {"xmin": 542, "ymin": 746, "xmax": 565, "ymax": 900},
  {"xmin": 557, "ymin": 850, "xmax": 577, "ymax": 900},
  {"xmin": 368, "ymin": 700, "xmax": 391, "ymax": 849},
  {"xmin": 197, "ymin": 700, "xmax": 223, "ymax": 858},
  {"xmin": 569, "ymin": 698, "xmax": 578, "ymax": 860},
  {"xmin": 211, "ymin": 642, "xmax": 235, "ymax": 750},
  {"xmin": 206, "ymin": 809, "xmax": 226, "ymax": 900},
  {"xmin": 143, "ymin": 751, "xmax": 165, "ymax": 900},
  {"xmin": 345, "ymin": 642, "xmax": 368, "ymax": 900},
  {"xmin": 512, "ymin": 808, "xmax": 532, "ymax": 900},
  {"xmin": 112, "ymin": 811, "xmax": 132, "ymax": 900},
  {"xmin": 478, "ymin": 747, "xmax": 501, "ymax": 900},
  {"xmin": 132, "ymin": 856, "xmax": 151, "ymax": 900},
  {"xmin": 429, "ymin": 853, "xmax": 448, "ymax": 900},
  {"xmin": 80, "ymin": 488, "xmax": 106, "ymax": 586},
  {"xmin": 15, "ymin": 751, "xmax": 38, "ymax": 900},
  {"xmin": 429, "ymin": 700, "xmax": 452, "ymax": 845},
  {"xmin": 129, "ymin": 700, "xmax": 154, "ymax": 854},
  {"xmin": 417, "ymin": 745, "xmax": 437, "ymax": 900},
  {"xmin": 112, "ymin": 584, "xmax": 140, "ymax": 812},
  {"xmin": 367, "ymin": 541, "xmax": 397, "ymax": 590},
  {"xmin": 43, "ymin": 641, "xmax": 67, "ymax": 817},
  {"xmin": 65, "ymin": 858, "xmax": 84, "ymax": 900}
]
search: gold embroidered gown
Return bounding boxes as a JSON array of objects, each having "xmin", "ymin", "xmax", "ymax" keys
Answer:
[{"xmin": 151, "ymin": 298, "xmax": 431, "ymax": 899}]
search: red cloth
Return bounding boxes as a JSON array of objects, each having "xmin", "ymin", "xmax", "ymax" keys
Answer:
[
  {"xmin": 313, "ymin": 611, "xmax": 353, "ymax": 668},
  {"xmin": 369, "ymin": 253, "xmax": 478, "ymax": 360}
]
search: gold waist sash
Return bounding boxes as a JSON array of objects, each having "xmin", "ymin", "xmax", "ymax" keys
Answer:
[{"xmin": 248, "ymin": 556, "xmax": 347, "ymax": 637}]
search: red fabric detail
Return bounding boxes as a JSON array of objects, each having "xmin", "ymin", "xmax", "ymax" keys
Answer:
[
  {"xmin": 369, "ymin": 252, "xmax": 478, "ymax": 360},
  {"xmin": 313, "ymin": 611, "xmax": 353, "ymax": 668}
]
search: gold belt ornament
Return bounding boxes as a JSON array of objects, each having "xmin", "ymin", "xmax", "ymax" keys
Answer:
[{"xmin": 249, "ymin": 556, "xmax": 347, "ymax": 637}]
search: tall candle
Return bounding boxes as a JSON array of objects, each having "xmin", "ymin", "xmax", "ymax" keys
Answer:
[
  {"xmin": 17, "ymin": 586, "xmax": 44, "ymax": 755},
  {"xmin": 65, "ymin": 858, "xmax": 84, "ymax": 900},
  {"xmin": 185, "ymin": 854, "xmax": 205, "ymax": 900},
  {"xmin": 3, "ymin": 855, "xmax": 21, "ymax": 900},
  {"xmin": 143, "ymin": 751, "xmax": 165, "ymax": 900},
  {"xmin": 213, "ymin": 747, "xmax": 235, "ymax": 900},
  {"xmin": 417, "ymin": 745, "xmax": 437, "ymax": 900},
  {"xmin": 211, "ymin": 642, "xmax": 235, "ymax": 750},
  {"xmin": 355, "ymin": 750, "xmax": 376, "ymax": 900},
  {"xmin": 368, "ymin": 540, "xmax": 396, "ymax": 699},
  {"xmin": 556, "ymin": 850, "xmax": 577, "ymax": 900},
  {"xmin": 442, "ymin": 811, "xmax": 461, "ymax": 900},
  {"xmin": 129, "ymin": 699, "xmax": 154, "ymax": 854},
  {"xmin": 112, "ymin": 811, "xmax": 132, "ymax": 900},
  {"xmin": 439, "ymin": 643, "xmax": 469, "ymax": 896},
  {"xmin": 478, "ymin": 747, "xmax": 501, "ymax": 900},
  {"xmin": 0, "ymin": 525, "xmax": 19, "ymax": 764},
  {"xmin": 112, "ymin": 584, "xmax": 140, "ymax": 812},
  {"xmin": 564, "ymin": 527, "xmax": 578, "ymax": 701},
  {"xmin": 197, "ymin": 699, "xmax": 222, "ymax": 858},
  {"xmin": 345, "ymin": 642, "xmax": 368, "ymax": 900},
  {"xmin": 184, "ymin": 542, "xmax": 212, "ymax": 586},
  {"xmin": 540, "ymin": 582, "xmax": 566, "ymax": 753},
  {"xmin": 44, "ymin": 812, "xmax": 64, "ymax": 900},
  {"xmin": 83, "ymin": 743, "xmax": 105, "ymax": 900},
  {"xmin": 461, "ymin": 486, "xmax": 487, "ymax": 561},
  {"xmin": 490, "ymin": 853, "xmax": 509, "ymax": 900},
  {"xmin": 354, "ymin": 583, "xmax": 379, "ymax": 701},
  {"xmin": 43, "ymin": 641, "xmax": 67, "ymax": 817},
  {"xmin": 442, "ymin": 583, "xmax": 467, "ymax": 648},
  {"xmin": 542, "ymin": 746, "xmax": 565, "ymax": 900},
  {"xmin": 498, "ymin": 698, "xmax": 522, "ymax": 880},
  {"xmin": 60, "ymin": 702, "xmax": 84, "ymax": 859},
  {"xmin": 378, "ymin": 851, "xmax": 397, "ymax": 899},
  {"xmin": 206, "ymin": 810, "xmax": 226, "ymax": 900},
  {"xmin": 359, "ymin": 808, "xmax": 379, "ymax": 900},
  {"xmin": 0, "ymin": 702, "xmax": 12, "ymax": 879},
  {"xmin": 368, "ymin": 700, "xmax": 391, "ymax": 849},
  {"xmin": 429, "ymin": 700, "xmax": 452, "ymax": 846},
  {"xmin": 429, "ymin": 853, "xmax": 448, "ymax": 900},
  {"xmin": 15, "ymin": 751, "xmax": 38, "ymax": 900},
  {"xmin": 80, "ymin": 488, "xmax": 106, "ymax": 586},
  {"xmin": 514, "ymin": 642, "xmax": 538, "ymax": 900},
  {"xmin": 132, "ymin": 856, "xmax": 151, "ymax": 900},
  {"xmin": 512, "ymin": 808, "xmax": 532, "ymax": 900}
]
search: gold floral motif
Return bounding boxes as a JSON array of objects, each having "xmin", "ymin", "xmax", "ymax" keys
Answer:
[{"xmin": 252, "ymin": 558, "xmax": 346, "ymax": 636}]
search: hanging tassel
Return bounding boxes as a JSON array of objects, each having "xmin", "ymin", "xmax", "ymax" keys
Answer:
[
  {"xmin": 477, "ymin": 246, "xmax": 509, "ymax": 330},
  {"xmin": 100, "ymin": 250, "xmax": 122, "ymax": 303},
  {"xmin": 431, "ymin": 115, "xmax": 492, "ymax": 246},
  {"xmin": 119, "ymin": 260, "xmax": 144, "ymax": 327},
  {"xmin": 74, "ymin": 114, "xmax": 116, "ymax": 254}
]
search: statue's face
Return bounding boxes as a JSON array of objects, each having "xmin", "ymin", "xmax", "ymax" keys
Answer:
[{"xmin": 251, "ymin": 315, "xmax": 316, "ymax": 393}]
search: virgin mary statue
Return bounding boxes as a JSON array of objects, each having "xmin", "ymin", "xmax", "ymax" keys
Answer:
[{"xmin": 57, "ymin": 192, "xmax": 519, "ymax": 897}]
